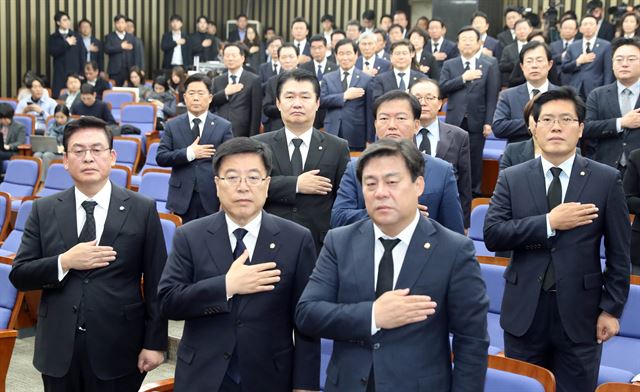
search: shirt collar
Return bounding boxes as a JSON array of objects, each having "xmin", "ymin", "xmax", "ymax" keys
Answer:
[
  {"xmin": 527, "ymin": 80, "xmax": 550, "ymax": 94},
  {"xmin": 341, "ymin": 66, "xmax": 355, "ymax": 75},
  {"xmin": 394, "ymin": 67, "xmax": 411, "ymax": 75},
  {"xmin": 314, "ymin": 58, "xmax": 328, "ymax": 68},
  {"xmin": 294, "ymin": 39, "xmax": 307, "ymax": 47},
  {"xmin": 425, "ymin": 119, "xmax": 440, "ymax": 137},
  {"xmin": 228, "ymin": 68, "xmax": 243, "ymax": 81},
  {"xmin": 373, "ymin": 210, "xmax": 420, "ymax": 245},
  {"xmin": 187, "ymin": 111, "xmax": 208, "ymax": 126},
  {"xmin": 116, "ymin": 31, "xmax": 126, "ymax": 39},
  {"xmin": 75, "ymin": 181, "xmax": 111, "ymax": 213},
  {"xmin": 225, "ymin": 211, "xmax": 262, "ymax": 240},
  {"xmin": 432, "ymin": 37, "xmax": 444, "ymax": 46},
  {"xmin": 617, "ymin": 79, "xmax": 640, "ymax": 95},
  {"xmin": 363, "ymin": 55, "xmax": 377, "ymax": 64},
  {"xmin": 540, "ymin": 153, "xmax": 576, "ymax": 177},
  {"xmin": 461, "ymin": 55, "xmax": 476, "ymax": 68},
  {"xmin": 59, "ymin": 29, "xmax": 70, "ymax": 35},
  {"xmin": 377, "ymin": 49, "xmax": 386, "ymax": 57},
  {"xmin": 285, "ymin": 127, "xmax": 313, "ymax": 147},
  {"xmin": 583, "ymin": 36, "xmax": 597, "ymax": 48}
]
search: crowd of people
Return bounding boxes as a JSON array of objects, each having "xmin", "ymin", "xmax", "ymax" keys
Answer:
[{"xmin": 3, "ymin": 0, "xmax": 640, "ymax": 391}]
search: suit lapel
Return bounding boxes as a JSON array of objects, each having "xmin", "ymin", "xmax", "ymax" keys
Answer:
[
  {"xmin": 54, "ymin": 188, "xmax": 79, "ymax": 251},
  {"xmin": 236, "ymin": 212, "xmax": 280, "ymax": 316},
  {"xmin": 526, "ymin": 158, "xmax": 549, "ymax": 215},
  {"xmin": 200, "ymin": 113, "xmax": 218, "ymax": 144},
  {"xmin": 435, "ymin": 122, "xmax": 452, "ymax": 158},
  {"xmin": 98, "ymin": 184, "xmax": 130, "ymax": 247},
  {"xmin": 205, "ymin": 212, "xmax": 235, "ymax": 275},
  {"xmin": 520, "ymin": 139, "xmax": 535, "ymax": 162},
  {"xmin": 395, "ymin": 218, "xmax": 436, "ymax": 290},
  {"xmin": 351, "ymin": 68, "xmax": 363, "ymax": 88},
  {"xmin": 272, "ymin": 129, "xmax": 293, "ymax": 175},
  {"xmin": 304, "ymin": 129, "xmax": 326, "ymax": 171},
  {"xmin": 564, "ymin": 155, "xmax": 590, "ymax": 203},
  {"xmin": 354, "ymin": 221, "xmax": 376, "ymax": 300}
]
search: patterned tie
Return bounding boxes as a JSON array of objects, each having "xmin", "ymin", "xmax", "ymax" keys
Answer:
[
  {"xmin": 78, "ymin": 201, "xmax": 98, "ymax": 243},
  {"xmin": 531, "ymin": 89, "xmax": 540, "ymax": 99},
  {"xmin": 291, "ymin": 139, "xmax": 303, "ymax": 176},
  {"xmin": 398, "ymin": 72, "xmax": 406, "ymax": 91},
  {"xmin": 342, "ymin": 71, "xmax": 350, "ymax": 92},
  {"xmin": 586, "ymin": 41, "xmax": 592, "ymax": 54},
  {"xmin": 191, "ymin": 118, "xmax": 201, "ymax": 141},
  {"xmin": 418, "ymin": 128, "xmax": 431, "ymax": 155},
  {"xmin": 543, "ymin": 167, "xmax": 562, "ymax": 291},
  {"xmin": 376, "ymin": 238, "xmax": 401, "ymax": 298}
]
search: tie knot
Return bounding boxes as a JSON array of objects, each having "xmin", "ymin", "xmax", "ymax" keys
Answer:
[
  {"xmin": 531, "ymin": 89, "xmax": 540, "ymax": 97},
  {"xmin": 622, "ymin": 88, "xmax": 632, "ymax": 96},
  {"xmin": 343, "ymin": 71, "xmax": 349, "ymax": 77},
  {"xmin": 380, "ymin": 238, "xmax": 400, "ymax": 252},
  {"xmin": 82, "ymin": 200, "xmax": 97, "ymax": 215},
  {"xmin": 398, "ymin": 72, "xmax": 406, "ymax": 77},
  {"xmin": 192, "ymin": 118, "xmax": 201, "ymax": 126},
  {"xmin": 233, "ymin": 228, "xmax": 248, "ymax": 241},
  {"xmin": 230, "ymin": 74, "xmax": 237, "ymax": 83},
  {"xmin": 550, "ymin": 167, "xmax": 562, "ymax": 178},
  {"xmin": 292, "ymin": 138, "xmax": 303, "ymax": 148},
  {"xmin": 420, "ymin": 127, "xmax": 429, "ymax": 136},
  {"xmin": 465, "ymin": 61, "xmax": 470, "ymax": 67},
  {"xmin": 365, "ymin": 61, "xmax": 370, "ymax": 66}
]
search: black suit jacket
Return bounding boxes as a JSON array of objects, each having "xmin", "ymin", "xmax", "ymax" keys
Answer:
[
  {"xmin": 252, "ymin": 128, "xmax": 350, "ymax": 250},
  {"xmin": 259, "ymin": 61, "xmax": 279, "ymax": 85},
  {"xmin": 623, "ymin": 148, "xmax": 640, "ymax": 232},
  {"xmin": 158, "ymin": 211, "xmax": 320, "ymax": 391},
  {"xmin": 228, "ymin": 29, "xmax": 243, "ymax": 43},
  {"xmin": 499, "ymin": 42, "xmax": 520, "ymax": 87},
  {"xmin": 298, "ymin": 60, "xmax": 338, "ymax": 129},
  {"xmin": 417, "ymin": 50, "xmax": 441, "ymax": 81},
  {"xmin": 262, "ymin": 74, "xmax": 283, "ymax": 133},
  {"xmin": 597, "ymin": 21, "xmax": 616, "ymax": 42},
  {"xmin": 161, "ymin": 31, "xmax": 189, "ymax": 69},
  {"xmin": 584, "ymin": 81, "xmax": 640, "ymax": 168},
  {"xmin": 49, "ymin": 30, "xmax": 86, "ymax": 97},
  {"xmin": 425, "ymin": 39, "xmax": 459, "ymax": 67},
  {"xmin": 484, "ymin": 156, "xmax": 630, "ymax": 343},
  {"xmin": 83, "ymin": 78, "xmax": 110, "ymax": 99},
  {"xmin": 103, "ymin": 31, "xmax": 138, "ymax": 76},
  {"xmin": 85, "ymin": 35, "xmax": 104, "ymax": 72},
  {"xmin": 497, "ymin": 29, "xmax": 515, "ymax": 49},
  {"xmin": 9, "ymin": 184, "xmax": 168, "ymax": 378},
  {"xmin": 370, "ymin": 69, "xmax": 427, "ymax": 102},
  {"xmin": 211, "ymin": 71, "xmax": 263, "ymax": 137}
]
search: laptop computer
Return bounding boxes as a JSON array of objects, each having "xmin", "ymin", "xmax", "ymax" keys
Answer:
[{"xmin": 30, "ymin": 135, "xmax": 59, "ymax": 154}]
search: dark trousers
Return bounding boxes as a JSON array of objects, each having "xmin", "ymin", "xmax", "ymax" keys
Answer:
[
  {"xmin": 504, "ymin": 290, "xmax": 602, "ymax": 392},
  {"xmin": 178, "ymin": 190, "xmax": 209, "ymax": 223},
  {"xmin": 460, "ymin": 118, "xmax": 485, "ymax": 197},
  {"xmin": 219, "ymin": 375, "xmax": 242, "ymax": 392},
  {"xmin": 42, "ymin": 329, "xmax": 145, "ymax": 392}
]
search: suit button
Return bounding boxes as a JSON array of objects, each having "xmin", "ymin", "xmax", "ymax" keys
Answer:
[
  {"xmin": 292, "ymin": 207, "xmax": 298, "ymax": 213},
  {"xmin": 623, "ymin": 142, "xmax": 627, "ymax": 146},
  {"xmin": 551, "ymin": 247, "xmax": 556, "ymax": 252},
  {"xmin": 538, "ymin": 276, "xmax": 543, "ymax": 282},
  {"xmin": 373, "ymin": 343, "xmax": 380, "ymax": 350},
  {"xmin": 360, "ymin": 377, "xmax": 368, "ymax": 385},
  {"xmin": 223, "ymin": 352, "xmax": 231, "ymax": 360},
  {"xmin": 83, "ymin": 279, "xmax": 89, "ymax": 284},
  {"xmin": 72, "ymin": 305, "xmax": 78, "ymax": 313}
]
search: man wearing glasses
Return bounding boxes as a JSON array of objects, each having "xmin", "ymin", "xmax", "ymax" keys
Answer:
[
  {"xmin": 484, "ymin": 88, "xmax": 631, "ymax": 392},
  {"xmin": 157, "ymin": 73, "xmax": 234, "ymax": 223},
  {"xmin": 10, "ymin": 116, "xmax": 168, "ymax": 391},
  {"xmin": 158, "ymin": 137, "xmax": 320, "ymax": 392}
]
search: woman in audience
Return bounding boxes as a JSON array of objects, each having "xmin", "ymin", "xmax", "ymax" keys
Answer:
[
  {"xmin": 617, "ymin": 12, "xmax": 640, "ymax": 38},
  {"xmin": 34, "ymin": 104, "xmax": 67, "ymax": 179},
  {"xmin": 499, "ymin": 95, "xmax": 542, "ymax": 170},
  {"xmin": 243, "ymin": 25, "xmax": 264, "ymax": 72},
  {"xmin": 407, "ymin": 27, "xmax": 440, "ymax": 80},
  {"xmin": 623, "ymin": 148, "xmax": 640, "ymax": 275},
  {"xmin": 146, "ymin": 75, "xmax": 176, "ymax": 130},
  {"xmin": 126, "ymin": 66, "xmax": 152, "ymax": 100},
  {"xmin": 169, "ymin": 65, "xmax": 186, "ymax": 103}
]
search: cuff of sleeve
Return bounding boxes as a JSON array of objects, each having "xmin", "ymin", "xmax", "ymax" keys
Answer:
[
  {"xmin": 57, "ymin": 255, "xmax": 69, "ymax": 281},
  {"xmin": 546, "ymin": 214, "xmax": 556, "ymax": 238},
  {"xmin": 186, "ymin": 146, "xmax": 195, "ymax": 162},
  {"xmin": 371, "ymin": 303, "xmax": 380, "ymax": 335},
  {"xmin": 616, "ymin": 118, "xmax": 623, "ymax": 133}
]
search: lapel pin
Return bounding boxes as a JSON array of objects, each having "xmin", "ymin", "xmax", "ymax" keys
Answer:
[
  {"xmin": 119, "ymin": 206, "xmax": 125, "ymax": 211},
  {"xmin": 319, "ymin": 146, "xmax": 323, "ymax": 150},
  {"xmin": 269, "ymin": 243, "xmax": 276, "ymax": 249},
  {"xmin": 580, "ymin": 171, "xmax": 585, "ymax": 176},
  {"xmin": 424, "ymin": 242, "xmax": 431, "ymax": 249},
  {"xmin": 210, "ymin": 121, "xmax": 215, "ymax": 125}
]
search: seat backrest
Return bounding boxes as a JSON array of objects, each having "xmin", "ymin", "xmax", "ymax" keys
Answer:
[
  {"xmin": 469, "ymin": 204, "xmax": 489, "ymax": 241},
  {"xmin": 102, "ymin": 90, "xmax": 135, "ymax": 110},
  {"xmin": 596, "ymin": 383, "xmax": 640, "ymax": 392},
  {"xmin": 0, "ymin": 263, "xmax": 18, "ymax": 329},
  {"xmin": 39, "ymin": 163, "xmax": 74, "ymax": 195},
  {"xmin": 480, "ymin": 263, "xmax": 506, "ymax": 314},
  {"xmin": 113, "ymin": 137, "xmax": 141, "ymax": 171},
  {"xmin": 619, "ymin": 283, "xmax": 640, "ymax": 338},
  {"xmin": 46, "ymin": 115, "xmax": 56, "ymax": 131},
  {"xmin": 486, "ymin": 355, "xmax": 555, "ymax": 392},
  {"xmin": 120, "ymin": 103, "xmax": 156, "ymax": 132},
  {"xmin": 139, "ymin": 378, "xmax": 174, "ymax": 392},
  {"xmin": 0, "ymin": 158, "xmax": 41, "ymax": 197},
  {"xmin": 109, "ymin": 165, "xmax": 132, "ymax": 189},
  {"xmin": 159, "ymin": 214, "xmax": 182, "ymax": 254},
  {"xmin": 13, "ymin": 114, "xmax": 35, "ymax": 142},
  {"xmin": 0, "ymin": 192, "xmax": 11, "ymax": 241},
  {"xmin": 1, "ymin": 199, "xmax": 34, "ymax": 253},
  {"xmin": 139, "ymin": 171, "xmax": 170, "ymax": 202},
  {"xmin": 0, "ymin": 98, "xmax": 17, "ymax": 110},
  {"xmin": 145, "ymin": 142, "xmax": 160, "ymax": 168}
]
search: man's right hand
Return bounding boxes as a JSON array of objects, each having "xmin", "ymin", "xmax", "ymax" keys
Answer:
[
  {"xmin": 343, "ymin": 87, "xmax": 365, "ymax": 101},
  {"xmin": 202, "ymin": 38, "xmax": 212, "ymax": 47},
  {"xmin": 224, "ymin": 83, "xmax": 244, "ymax": 96},
  {"xmin": 121, "ymin": 41, "xmax": 133, "ymax": 50},
  {"xmin": 60, "ymin": 240, "xmax": 116, "ymax": 272},
  {"xmin": 462, "ymin": 69, "xmax": 482, "ymax": 82},
  {"xmin": 621, "ymin": 108, "xmax": 640, "ymax": 129},
  {"xmin": 190, "ymin": 136, "xmax": 216, "ymax": 159},
  {"xmin": 374, "ymin": 289, "xmax": 437, "ymax": 329},
  {"xmin": 225, "ymin": 250, "xmax": 281, "ymax": 297},
  {"xmin": 66, "ymin": 36, "xmax": 77, "ymax": 46},
  {"xmin": 576, "ymin": 52, "xmax": 596, "ymax": 65},
  {"xmin": 297, "ymin": 169, "xmax": 332, "ymax": 195},
  {"xmin": 549, "ymin": 202, "xmax": 599, "ymax": 231}
]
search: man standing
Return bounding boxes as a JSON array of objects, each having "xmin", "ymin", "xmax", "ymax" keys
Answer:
[
  {"xmin": 125, "ymin": 19, "xmax": 145, "ymax": 70},
  {"xmin": 550, "ymin": 17, "xmax": 579, "ymax": 85},
  {"xmin": 262, "ymin": 44, "xmax": 299, "ymax": 133},
  {"xmin": 410, "ymin": 79, "xmax": 472, "ymax": 230},
  {"xmin": 211, "ymin": 43, "xmax": 262, "ymax": 137},
  {"xmin": 299, "ymin": 35, "xmax": 338, "ymax": 80},
  {"xmin": 392, "ymin": 10, "xmax": 410, "ymax": 38},
  {"xmin": 104, "ymin": 15, "xmax": 138, "ymax": 86},
  {"xmin": 228, "ymin": 14, "xmax": 249, "ymax": 42},
  {"xmin": 291, "ymin": 17, "xmax": 312, "ymax": 63},
  {"xmin": 584, "ymin": 37, "xmax": 640, "ymax": 171},
  {"xmin": 297, "ymin": 137, "xmax": 489, "ymax": 392},
  {"xmin": 499, "ymin": 18, "xmax": 533, "ymax": 87},
  {"xmin": 320, "ymin": 39, "xmax": 374, "ymax": 151},
  {"xmin": 188, "ymin": 16, "xmax": 219, "ymax": 64},
  {"xmin": 49, "ymin": 11, "xmax": 86, "ymax": 97},
  {"xmin": 355, "ymin": 31, "xmax": 391, "ymax": 77},
  {"xmin": 493, "ymin": 41, "xmax": 559, "ymax": 144},
  {"xmin": 157, "ymin": 74, "xmax": 234, "ymax": 222},
  {"xmin": 370, "ymin": 40, "xmax": 426, "ymax": 101},
  {"xmin": 471, "ymin": 11, "xmax": 502, "ymax": 60},
  {"xmin": 497, "ymin": 7, "xmax": 522, "ymax": 49},
  {"xmin": 78, "ymin": 19, "xmax": 103, "ymax": 73},
  {"xmin": 158, "ymin": 137, "xmax": 319, "ymax": 392},
  {"xmin": 484, "ymin": 88, "xmax": 630, "ymax": 392},
  {"xmin": 440, "ymin": 26, "xmax": 499, "ymax": 197},
  {"xmin": 259, "ymin": 36, "xmax": 284, "ymax": 85},
  {"xmin": 10, "ymin": 116, "xmax": 168, "ymax": 391},
  {"xmin": 161, "ymin": 14, "xmax": 188, "ymax": 70},
  {"xmin": 331, "ymin": 90, "xmax": 464, "ymax": 234},
  {"xmin": 425, "ymin": 19, "xmax": 459, "ymax": 67},
  {"xmin": 253, "ymin": 69, "xmax": 350, "ymax": 251}
]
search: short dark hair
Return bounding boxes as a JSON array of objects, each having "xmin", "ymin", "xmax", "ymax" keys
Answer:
[
  {"xmin": 266, "ymin": 35, "xmax": 284, "ymax": 47},
  {"xmin": 581, "ymin": 14, "xmax": 598, "ymax": 24},
  {"xmin": 331, "ymin": 29, "xmax": 346, "ymax": 40},
  {"xmin": 380, "ymin": 14, "xmax": 392, "ymax": 22},
  {"xmin": 471, "ymin": 11, "xmax": 490, "ymax": 24},
  {"xmin": 527, "ymin": 30, "xmax": 547, "ymax": 43},
  {"xmin": 80, "ymin": 84, "xmax": 95, "ymax": 95},
  {"xmin": 54, "ymin": 11, "xmax": 69, "ymax": 23},
  {"xmin": 334, "ymin": 38, "xmax": 358, "ymax": 54},
  {"xmin": 196, "ymin": 15, "xmax": 208, "ymax": 24},
  {"xmin": 66, "ymin": 73, "xmax": 81, "ymax": 82},
  {"xmin": 276, "ymin": 68, "xmax": 320, "ymax": 101},
  {"xmin": 347, "ymin": 20, "xmax": 361, "ymax": 30},
  {"xmin": 308, "ymin": 34, "xmax": 327, "ymax": 46},
  {"xmin": 291, "ymin": 17, "xmax": 309, "ymax": 31},
  {"xmin": 184, "ymin": 73, "xmax": 213, "ymax": 92},
  {"xmin": 125, "ymin": 18, "xmax": 135, "ymax": 25},
  {"xmin": 407, "ymin": 27, "xmax": 429, "ymax": 44},
  {"xmin": 531, "ymin": 87, "xmax": 586, "ymax": 123},
  {"xmin": 27, "ymin": 76, "xmax": 44, "ymax": 88},
  {"xmin": 213, "ymin": 137, "xmax": 273, "ymax": 176},
  {"xmin": 389, "ymin": 39, "xmax": 414, "ymax": 54},
  {"xmin": 410, "ymin": 78, "xmax": 441, "ymax": 99},
  {"xmin": 519, "ymin": 41, "xmax": 552, "ymax": 64},
  {"xmin": 320, "ymin": 14, "xmax": 334, "ymax": 23},
  {"xmin": 373, "ymin": 90, "xmax": 421, "ymax": 120},
  {"xmin": 388, "ymin": 24, "xmax": 404, "ymax": 34},
  {"xmin": 373, "ymin": 28, "xmax": 387, "ymax": 41},
  {"xmin": 277, "ymin": 42, "xmax": 298, "ymax": 57},
  {"xmin": 63, "ymin": 116, "xmax": 113, "ymax": 151},
  {"xmin": 85, "ymin": 60, "xmax": 100, "ymax": 72},
  {"xmin": 559, "ymin": 17, "xmax": 578, "ymax": 29},
  {"xmin": 356, "ymin": 138, "xmax": 424, "ymax": 184},
  {"xmin": 428, "ymin": 18, "xmax": 445, "ymax": 29},
  {"xmin": 236, "ymin": 13, "xmax": 248, "ymax": 20},
  {"xmin": 393, "ymin": 9, "xmax": 408, "ymax": 18},
  {"xmin": 514, "ymin": 18, "xmax": 532, "ymax": 30},
  {"xmin": 78, "ymin": 18, "xmax": 92, "ymax": 28},
  {"xmin": 362, "ymin": 10, "xmax": 375, "ymax": 20},
  {"xmin": 169, "ymin": 14, "xmax": 183, "ymax": 23},
  {"xmin": 504, "ymin": 7, "xmax": 522, "ymax": 17},
  {"xmin": 416, "ymin": 16, "xmax": 429, "ymax": 24},
  {"xmin": 457, "ymin": 26, "xmax": 481, "ymax": 41},
  {"xmin": 223, "ymin": 42, "xmax": 246, "ymax": 57},
  {"xmin": 611, "ymin": 37, "xmax": 640, "ymax": 58},
  {"xmin": 113, "ymin": 14, "xmax": 126, "ymax": 23},
  {"xmin": 0, "ymin": 103, "xmax": 15, "ymax": 119},
  {"xmin": 153, "ymin": 75, "xmax": 169, "ymax": 91}
]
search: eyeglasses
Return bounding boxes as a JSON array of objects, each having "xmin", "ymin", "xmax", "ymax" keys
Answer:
[
  {"xmin": 536, "ymin": 116, "xmax": 579, "ymax": 127},
  {"xmin": 613, "ymin": 56, "xmax": 639, "ymax": 64},
  {"xmin": 218, "ymin": 175, "xmax": 267, "ymax": 186},
  {"xmin": 413, "ymin": 95, "xmax": 439, "ymax": 103},
  {"xmin": 69, "ymin": 147, "xmax": 111, "ymax": 159}
]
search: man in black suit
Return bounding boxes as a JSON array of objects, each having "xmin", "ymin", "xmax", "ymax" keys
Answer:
[
  {"xmin": 410, "ymin": 78, "xmax": 472, "ymax": 230},
  {"xmin": 187, "ymin": 16, "xmax": 219, "ymax": 64},
  {"xmin": 426, "ymin": 18, "xmax": 460, "ymax": 67},
  {"xmin": 262, "ymin": 44, "xmax": 298, "ymax": 133},
  {"xmin": 584, "ymin": 37, "xmax": 640, "ymax": 172},
  {"xmin": 497, "ymin": 7, "xmax": 522, "ymax": 49},
  {"xmin": 78, "ymin": 19, "xmax": 103, "ymax": 74},
  {"xmin": 9, "ymin": 116, "xmax": 168, "ymax": 392},
  {"xmin": 291, "ymin": 17, "xmax": 312, "ymax": 64},
  {"xmin": 253, "ymin": 68, "xmax": 350, "ymax": 251},
  {"xmin": 211, "ymin": 43, "xmax": 262, "ymax": 137},
  {"xmin": 227, "ymin": 13, "xmax": 248, "ymax": 42},
  {"xmin": 484, "ymin": 88, "xmax": 631, "ymax": 392},
  {"xmin": 499, "ymin": 18, "xmax": 533, "ymax": 87},
  {"xmin": 472, "ymin": 11, "xmax": 502, "ymax": 60},
  {"xmin": 161, "ymin": 14, "xmax": 189, "ymax": 70},
  {"xmin": 259, "ymin": 36, "xmax": 284, "ymax": 85},
  {"xmin": 440, "ymin": 26, "xmax": 500, "ymax": 197},
  {"xmin": 82, "ymin": 61, "xmax": 110, "ymax": 100},
  {"xmin": 588, "ymin": 0, "xmax": 616, "ymax": 42},
  {"xmin": 299, "ymin": 35, "xmax": 337, "ymax": 130},
  {"xmin": 49, "ymin": 11, "xmax": 86, "ymax": 97},
  {"xmin": 550, "ymin": 18, "xmax": 579, "ymax": 85},
  {"xmin": 370, "ymin": 40, "xmax": 427, "ymax": 102},
  {"xmin": 157, "ymin": 74, "xmax": 234, "ymax": 222},
  {"xmin": 158, "ymin": 137, "xmax": 319, "ymax": 392},
  {"xmin": 104, "ymin": 14, "xmax": 138, "ymax": 86},
  {"xmin": 124, "ymin": 19, "xmax": 145, "ymax": 70}
]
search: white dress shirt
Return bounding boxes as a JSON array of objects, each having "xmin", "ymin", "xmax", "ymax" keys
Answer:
[
  {"xmin": 186, "ymin": 111, "xmax": 209, "ymax": 161},
  {"xmin": 171, "ymin": 30, "xmax": 184, "ymax": 65},
  {"xmin": 228, "ymin": 68, "xmax": 243, "ymax": 85},
  {"xmin": 416, "ymin": 120, "xmax": 441, "ymax": 156},
  {"xmin": 58, "ymin": 181, "xmax": 112, "ymax": 280},
  {"xmin": 393, "ymin": 68, "xmax": 411, "ymax": 90},
  {"xmin": 362, "ymin": 56, "xmax": 377, "ymax": 70},
  {"xmin": 527, "ymin": 80, "xmax": 550, "ymax": 99},
  {"xmin": 313, "ymin": 58, "xmax": 328, "ymax": 75},
  {"xmin": 116, "ymin": 31, "xmax": 126, "ymax": 40},
  {"xmin": 225, "ymin": 212, "xmax": 262, "ymax": 299},
  {"xmin": 517, "ymin": 40, "xmax": 526, "ymax": 53},
  {"xmin": 582, "ymin": 36, "xmax": 597, "ymax": 54},
  {"xmin": 431, "ymin": 38, "xmax": 444, "ymax": 53},
  {"xmin": 285, "ymin": 127, "xmax": 312, "ymax": 166},
  {"xmin": 294, "ymin": 39, "xmax": 308, "ymax": 54},
  {"xmin": 340, "ymin": 66, "xmax": 355, "ymax": 88},
  {"xmin": 82, "ymin": 36, "xmax": 92, "ymax": 62},
  {"xmin": 542, "ymin": 154, "xmax": 575, "ymax": 237},
  {"xmin": 460, "ymin": 55, "xmax": 477, "ymax": 71},
  {"xmin": 370, "ymin": 211, "xmax": 420, "ymax": 334}
]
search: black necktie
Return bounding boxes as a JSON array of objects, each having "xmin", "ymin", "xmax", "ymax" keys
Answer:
[
  {"xmin": 531, "ymin": 89, "xmax": 540, "ymax": 99},
  {"xmin": 230, "ymin": 74, "xmax": 237, "ymax": 84},
  {"xmin": 398, "ymin": 72, "xmax": 406, "ymax": 91},
  {"xmin": 433, "ymin": 42, "xmax": 439, "ymax": 53},
  {"xmin": 564, "ymin": 41, "xmax": 568, "ymax": 50},
  {"xmin": 464, "ymin": 61, "xmax": 471, "ymax": 71},
  {"xmin": 543, "ymin": 167, "xmax": 562, "ymax": 291},
  {"xmin": 191, "ymin": 118, "xmax": 201, "ymax": 141},
  {"xmin": 364, "ymin": 61, "xmax": 370, "ymax": 69},
  {"xmin": 586, "ymin": 42, "xmax": 592, "ymax": 54},
  {"xmin": 342, "ymin": 71, "xmax": 350, "ymax": 91},
  {"xmin": 273, "ymin": 64, "xmax": 278, "ymax": 74},
  {"xmin": 78, "ymin": 201, "xmax": 98, "ymax": 243},
  {"xmin": 291, "ymin": 139, "xmax": 303, "ymax": 176},
  {"xmin": 418, "ymin": 128, "xmax": 431, "ymax": 155},
  {"xmin": 317, "ymin": 64, "xmax": 323, "ymax": 81},
  {"xmin": 232, "ymin": 228, "xmax": 248, "ymax": 261},
  {"xmin": 226, "ymin": 227, "xmax": 248, "ymax": 384},
  {"xmin": 297, "ymin": 43, "xmax": 301, "ymax": 53},
  {"xmin": 376, "ymin": 238, "xmax": 400, "ymax": 298}
]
